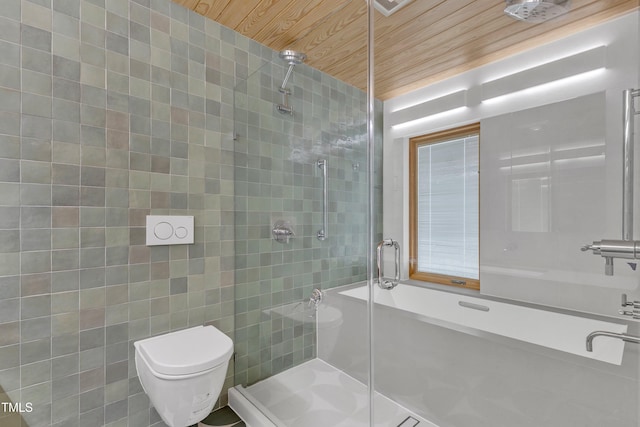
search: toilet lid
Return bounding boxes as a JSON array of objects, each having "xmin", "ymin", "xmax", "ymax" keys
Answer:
[{"xmin": 135, "ymin": 326, "xmax": 233, "ymax": 376}]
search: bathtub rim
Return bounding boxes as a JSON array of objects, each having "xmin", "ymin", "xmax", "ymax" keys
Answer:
[
  {"xmin": 326, "ymin": 280, "xmax": 638, "ymax": 370},
  {"xmin": 331, "ymin": 279, "xmax": 636, "ymax": 329}
]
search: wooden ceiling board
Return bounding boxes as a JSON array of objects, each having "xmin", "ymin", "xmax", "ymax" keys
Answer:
[
  {"xmin": 236, "ymin": 0, "xmax": 294, "ymax": 39},
  {"xmin": 372, "ymin": 0, "xmax": 448, "ymax": 33},
  {"xmin": 307, "ymin": 0, "xmax": 476, "ymax": 83},
  {"xmin": 350, "ymin": 2, "xmax": 502, "ymax": 86},
  {"xmin": 251, "ymin": 0, "xmax": 331, "ymax": 47},
  {"xmin": 375, "ymin": 0, "xmax": 639, "ymax": 98},
  {"xmin": 287, "ymin": 0, "xmax": 493, "ymax": 87},
  {"xmin": 322, "ymin": 46, "xmax": 368, "ymax": 85},
  {"xmin": 333, "ymin": 3, "xmax": 505, "ymax": 90},
  {"xmin": 296, "ymin": 17, "xmax": 368, "ymax": 70},
  {"xmin": 258, "ymin": 1, "xmax": 354, "ymax": 49},
  {"xmin": 371, "ymin": 0, "xmax": 633, "ymax": 94},
  {"xmin": 290, "ymin": 1, "xmax": 368, "ymax": 58},
  {"xmin": 194, "ymin": 0, "xmax": 231, "ymax": 20},
  {"xmin": 173, "ymin": 0, "xmax": 640, "ymax": 100},
  {"xmin": 175, "ymin": 0, "xmax": 200, "ymax": 10},
  {"xmin": 373, "ymin": 0, "xmax": 484, "ymax": 47},
  {"xmin": 216, "ymin": 0, "xmax": 263, "ymax": 29}
]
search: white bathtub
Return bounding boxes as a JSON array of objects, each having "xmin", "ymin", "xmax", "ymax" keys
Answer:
[{"xmin": 340, "ymin": 283, "xmax": 628, "ymax": 365}]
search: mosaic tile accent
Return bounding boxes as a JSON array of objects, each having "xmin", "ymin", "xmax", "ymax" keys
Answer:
[{"xmin": 232, "ymin": 59, "xmax": 383, "ymax": 386}]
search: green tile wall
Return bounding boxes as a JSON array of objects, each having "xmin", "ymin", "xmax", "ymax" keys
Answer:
[
  {"xmin": 233, "ymin": 61, "xmax": 383, "ymax": 385},
  {"xmin": 0, "ymin": 0, "xmax": 246, "ymax": 425}
]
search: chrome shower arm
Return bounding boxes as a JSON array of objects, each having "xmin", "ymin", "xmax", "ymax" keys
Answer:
[{"xmin": 280, "ymin": 64, "xmax": 295, "ymax": 90}]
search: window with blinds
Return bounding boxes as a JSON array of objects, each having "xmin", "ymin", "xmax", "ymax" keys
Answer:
[{"xmin": 409, "ymin": 123, "xmax": 480, "ymax": 290}]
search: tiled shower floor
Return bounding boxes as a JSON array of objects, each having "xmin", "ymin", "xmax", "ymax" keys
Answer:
[{"xmin": 242, "ymin": 359, "xmax": 437, "ymax": 427}]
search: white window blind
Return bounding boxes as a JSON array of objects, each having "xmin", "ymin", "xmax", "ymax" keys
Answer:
[{"xmin": 416, "ymin": 135, "xmax": 479, "ymax": 279}]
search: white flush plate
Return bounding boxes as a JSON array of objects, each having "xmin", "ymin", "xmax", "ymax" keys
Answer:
[{"xmin": 146, "ymin": 215, "xmax": 194, "ymax": 246}]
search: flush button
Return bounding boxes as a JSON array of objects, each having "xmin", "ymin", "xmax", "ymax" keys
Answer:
[
  {"xmin": 154, "ymin": 222, "xmax": 174, "ymax": 240},
  {"xmin": 175, "ymin": 226, "xmax": 188, "ymax": 239}
]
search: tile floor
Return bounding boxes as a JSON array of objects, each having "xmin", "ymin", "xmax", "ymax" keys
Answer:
[{"xmin": 196, "ymin": 406, "xmax": 245, "ymax": 427}]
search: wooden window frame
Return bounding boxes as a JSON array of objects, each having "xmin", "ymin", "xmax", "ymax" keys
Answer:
[{"xmin": 409, "ymin": 123, "xmax": 480, "ymax": 291}]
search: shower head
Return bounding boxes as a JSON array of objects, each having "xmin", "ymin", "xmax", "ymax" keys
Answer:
[
  {"xmin": 278, "ymin": 49, "xmax": 307, "ymax": 92},
  {"xmin": 279, "ymin": 50, "xmax": 307, "ymax": 66},
  {"xmin": 276, "ymin": 50, "xmax": 307, "ymax": 115},
  {"xmin": 504, "ymin": 0, "xmax": 570, "ymax": 23}
]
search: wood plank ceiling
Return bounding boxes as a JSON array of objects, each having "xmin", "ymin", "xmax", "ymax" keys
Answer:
[{"xmin": 172, "ymin": 0, "xmax": 639, "ymax": 100}]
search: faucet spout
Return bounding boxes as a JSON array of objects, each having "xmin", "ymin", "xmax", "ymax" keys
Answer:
[
  {"xmin": 604, "ymin": 256, "xmax": 614, "ymax": 275},
  {"xmin": 586, "ymin": 330, "xmax": 640, "ymax": 352},
  {"xmin": 308, "ymin": 288, "xmax": 323, "ymax": 309}
]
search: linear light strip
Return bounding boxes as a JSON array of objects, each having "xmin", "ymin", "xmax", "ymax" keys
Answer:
[
  {"xmin": 391, "ymin": 107, "xmax": 468, "ymax": 130},
  {"xmin": 389, "ymin": 90, "xmax": 468, "ymax": 128},
  {"xmin": 481, "ymin": 68, "xmax": 606, "ymax": 105},
  {"xmin": 481, "ymin": 45, "xmax": 607, "ymax": 102}
]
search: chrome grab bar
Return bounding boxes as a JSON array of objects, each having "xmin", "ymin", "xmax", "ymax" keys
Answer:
[
  {"xmin": 377, "ymin": 239, "xmax": 400, "ymax": 290},
  {"xmin": 586, "ymin": 330, "xmax": 640, "ymax": 352},
  {"xmin": 317, "ymin": 159, "xmax": 327, "ymax": 241},
  {"xmin": 622, "ymin": 88, "xmax": 640, "ymax": 241}
]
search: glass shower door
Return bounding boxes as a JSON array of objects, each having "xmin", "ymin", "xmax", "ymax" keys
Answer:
[{"xmin": 231, "ymin": 24, "xmax": 376, "ymax": 423}]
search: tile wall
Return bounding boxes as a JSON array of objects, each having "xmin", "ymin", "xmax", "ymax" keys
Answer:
[
  {"xmin": 233, "ymin": 61, "xmax": 383, "ymax": 386},
  {"xmin": 0, "ymin": 0, "xmax": 244, "ymax": 425}
]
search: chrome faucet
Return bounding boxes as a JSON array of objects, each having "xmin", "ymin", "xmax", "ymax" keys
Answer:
[
  {"xmin": 581, "ymin": 89, "xmax": 640, "ymax": 276},
  {"xmin": 581, "ymin": 240, "xmax": 639, "ymax": 276},
  {"xmin": 308, "ymin": 288, "xmax": 323, "ymax": 309},
  {"xmin": 586, "ymin": 330, "xmax": 640, "ymax": 352}
]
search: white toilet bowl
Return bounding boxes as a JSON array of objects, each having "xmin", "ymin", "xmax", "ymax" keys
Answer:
[{"xmin": 134, "ymin": 325, "xmax": 234, "ymax": 427}]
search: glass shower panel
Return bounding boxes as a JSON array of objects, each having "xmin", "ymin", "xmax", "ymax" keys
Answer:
[
  {"xmin": 233, "ymin": 59, "xmax": 318, "ymax": 388},
  {"xmin": 369, "ymin": 3, "xmax": 640, "ymax": 427},
  {"xmin": 231, "ymin": 19, "xmax": 376, "ymax": 422}
]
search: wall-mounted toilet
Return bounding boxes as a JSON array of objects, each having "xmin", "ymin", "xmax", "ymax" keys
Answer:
[{"xmin": 134, "ymin": 325, "xmax": 234, "ymax": 427}]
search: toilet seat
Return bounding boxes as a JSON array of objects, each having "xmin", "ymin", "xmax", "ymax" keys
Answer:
[
  {"xmin": 134, "ymin": 325, "xmax": 234, "ymax": 427},
  {"xmin": 135, "ymin": 325, "xmax": 233, "ymax": 376}
]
